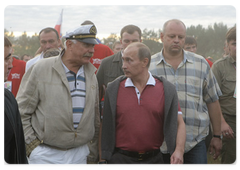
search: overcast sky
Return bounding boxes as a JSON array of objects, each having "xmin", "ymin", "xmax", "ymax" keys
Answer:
[{"xmin": 3, "ymin": 3, "xmax": 237, "ymax": 39}]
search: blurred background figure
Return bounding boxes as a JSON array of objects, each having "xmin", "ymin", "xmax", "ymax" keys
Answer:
[
  {"xmin": 7, "ymin": 56, "xmax": 26, "ymax": 97},
  {"xmin": 223, "ymin": 40, "xmax": 230, "ymax": 58},
  {"xmin": 184, "ymin": 36, "xmax": 213, "ymax": 67},
  {"xmin": 21, "ymin": 54, "xmax": 32, "ymax": 62},
  {"xmin": 112, "ymin": 41, "xmax": 123, "ymax": 54},
  {"xmin": 212, "ymin": 26, "xmax": 236, "ymax": 164}
]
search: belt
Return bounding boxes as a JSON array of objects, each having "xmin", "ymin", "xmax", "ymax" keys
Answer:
[{"xmin": 116, "ymin": 148, "xmax": 160, "ymax": 161}]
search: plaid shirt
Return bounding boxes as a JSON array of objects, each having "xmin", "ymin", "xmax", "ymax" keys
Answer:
[{"xmin": 149, "ymin": 50, "xmax": 222, "ymax": 152}]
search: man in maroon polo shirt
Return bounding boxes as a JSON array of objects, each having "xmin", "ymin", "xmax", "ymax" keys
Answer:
[{"xmin": 100, "ymin": 42, "xmax": 186, "ymax": 164}]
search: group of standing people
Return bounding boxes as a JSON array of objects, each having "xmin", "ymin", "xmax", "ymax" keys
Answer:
[{"xmin": 4, "ymin": 19, "xmax": 236, "ymax": 164}]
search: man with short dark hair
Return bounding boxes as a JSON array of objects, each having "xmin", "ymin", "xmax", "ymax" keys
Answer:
[
  {"xmin": 183, "ymin": 36, "xmax": 197, "ymax": 53},
  {"xmin": 101, "ymin": 42, "xmax": 186, "ymax": 164},
  {"xmin": 25, "ymin": 27, "xmax": 61, "ymax": 71},
  {"xmin": 96, "ymin": 24, "xmax": 142, "ymax": 98},
  {"xmin": 183, "ymin": 36, "xmax": 213, "ymax": 67}
]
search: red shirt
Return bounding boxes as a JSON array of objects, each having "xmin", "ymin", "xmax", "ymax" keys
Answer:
[
  {"xmin": 205, "ymin": 58, "xmax": 213, "ymax": 67},
  {"xmin": 116, "ymin": 78, "xmax": 165, "ymax": 152},
  {"xmin": 7, "ymin": 57, "xmax": 26, "ymax": 97},
  {"xmin": 90, "ymin": 44, "xmax": 114, "ymax": 71}
]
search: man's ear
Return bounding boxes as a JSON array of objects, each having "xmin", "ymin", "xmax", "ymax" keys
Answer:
[{"xmin": 142, "ymin": 58, "xmax": 149, "ymax": 68}]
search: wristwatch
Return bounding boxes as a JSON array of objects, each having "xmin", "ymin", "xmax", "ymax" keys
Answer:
[{"xmin": 213, "ymin": 134, "xmax": 223, "ymax": 140}]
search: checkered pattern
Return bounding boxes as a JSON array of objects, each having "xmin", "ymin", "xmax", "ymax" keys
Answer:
[{"xmin": 149, "ymin": 50, "xmax": 222, "ymax": 152}]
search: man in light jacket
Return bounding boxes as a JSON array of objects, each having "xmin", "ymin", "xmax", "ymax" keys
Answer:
[{"xmin": 16, "ymin": 24, "xmax": 100, "ymax": 164}]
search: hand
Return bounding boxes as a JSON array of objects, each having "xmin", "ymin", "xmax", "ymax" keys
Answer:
[
  {"xmin": 221, "ymin": 121, "xmax": 234, "ymax": 139},
  {"xmin": 209, "ymin": 137, "xmax": 222, "ymax": 160},
  {"xmin": 170, "ymin": 150, "xmax": 184, "ymax": 164}
]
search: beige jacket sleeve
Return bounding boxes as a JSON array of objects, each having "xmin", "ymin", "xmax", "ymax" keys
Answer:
[{"xmin": 16, "ymin": 66, "xmax": 41, "ymax": 156}]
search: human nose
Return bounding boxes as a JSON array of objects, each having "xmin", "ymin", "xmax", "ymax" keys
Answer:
[
  {"xmin": 45, "ymin": 42, "xmax": 53, "ymax": 49},
  {"xmin": 173, "ymin": 37, "xmax": 180, "ymax": 43},
  {"xmin": 122, "ymin": 59, "xmax": 127, "ymax": 70}
]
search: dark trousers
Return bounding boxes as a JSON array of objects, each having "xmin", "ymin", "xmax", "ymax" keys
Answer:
[
  {"xmin": 221, "ymin": 114, "xmax": 236, "ymax": 164},
  {"xmin": 163, "ymin": 140, "xmax": 207, "ymax": 164},
  {"xmin": 108, "ymin": 151, "xmax": 164, "ymax": 164}
]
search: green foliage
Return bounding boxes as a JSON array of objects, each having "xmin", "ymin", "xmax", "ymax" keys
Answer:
[
  {"xmin": 102, "ymin": 33, "xmax": 120, "ymax": 48},
  {"xmin": 142, "ymin": 28, "xmax": 163, "ymax": 55},
  {"xmin": 4, "ymin": 22, "xmax": 232, "ymax": 61},
  {"xmin": 4, "ymin": 29, "xmax": 39, "ymax": 58},
  {"xmin": 186, "ymin": 23, "xmax": 228, "ymax": 61}
]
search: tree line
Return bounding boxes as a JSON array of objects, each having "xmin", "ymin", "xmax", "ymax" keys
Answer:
[{"xmin": 4, "ymin": 22, "xmax": 232, "ymax": 62}]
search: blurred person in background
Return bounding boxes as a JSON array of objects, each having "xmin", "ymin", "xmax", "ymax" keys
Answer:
[
  {"xmin": 21, "ymin": 54, "xmax": 32, "ymax": 62},
  {"xmin": 223, "ymin": 40, "xmax": 230, "ymax": 58},
  {"xmin": 212, "ymin": 26, "xmax": 236, "ymax": 164},
  {"xmin": 183, "ymin": 36, "xmax": 213, "ymax": 67},
  {"xmin": 112, "ymin": 41, "xmax": 123, "ymax": 54},
  {"xmin": 26, "ymin": 27, "xmax": 62, "ymax": 71}
]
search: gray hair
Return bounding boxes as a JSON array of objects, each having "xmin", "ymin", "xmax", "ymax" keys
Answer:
[{"xmin": 64, "ymin": 39, "xmax": 77, "ymax": 49}]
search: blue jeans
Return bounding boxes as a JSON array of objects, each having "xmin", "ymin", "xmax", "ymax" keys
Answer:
[{"xmin": 162, "ymin": 140, "xmax": 207, "ymax": 164}]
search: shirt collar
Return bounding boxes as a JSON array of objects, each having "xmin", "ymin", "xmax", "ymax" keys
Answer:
[
  {"xmin": 125, "ymin": 71, "xmax": 156, "ymax": 87},
  {"xmin": 156, "ymin": 49, "xmax": 193, "ymax": 65},
  {"xmin": 228, "ymin": 55, "xmax": 236, "ymax": 64},
  {"xmin": 61, "ymin": 58, "xmax": 84, "ymax": 76}
]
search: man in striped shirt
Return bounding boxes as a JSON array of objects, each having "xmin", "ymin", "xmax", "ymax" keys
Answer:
[
  {"xmin": 149, "ymin": 19, "xmax": 222, "ymax": 164},
  {"xmin": 17, "ymin": 24, "xmax": 100, "ymax": 164}
]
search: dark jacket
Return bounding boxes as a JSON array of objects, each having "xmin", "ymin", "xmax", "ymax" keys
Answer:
[
  {"xmin": 96, "ymin": 51, "xmax": 124, "ymax": 90},
  {"xmin": 101, "ymin": 75, "xmax": 179, "ymax": 160},
  {"xmin": 4, "ymin": 88, "xmax": 28, "ymax": 164}
]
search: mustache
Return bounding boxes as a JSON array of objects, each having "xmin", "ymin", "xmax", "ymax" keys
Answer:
[{"xmin": 83, "ymin": 53, "xmax": 93, "ymax": 57}]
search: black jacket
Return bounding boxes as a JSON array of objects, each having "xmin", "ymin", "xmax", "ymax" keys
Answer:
[{"xmin": 4, "ymin": 88, "xmax": 28, "ymax": 164}]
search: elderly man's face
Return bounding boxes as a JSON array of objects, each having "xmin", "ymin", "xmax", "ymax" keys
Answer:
[{"xmin": 68, "ymin": 40, "xmax": 95, "ymax": 65}]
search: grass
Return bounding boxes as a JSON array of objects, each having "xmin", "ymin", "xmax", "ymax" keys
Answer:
[{"xmin": 207, "ymin": 152, "xmax": 222, "ymax": 164}]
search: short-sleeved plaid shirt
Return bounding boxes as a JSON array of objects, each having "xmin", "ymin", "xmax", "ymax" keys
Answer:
[{"xmin": 149, "ymin": 50, "xmax": 222, "ymax": 152}]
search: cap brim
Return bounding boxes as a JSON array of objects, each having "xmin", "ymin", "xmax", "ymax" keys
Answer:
[{"xmin": 77, "ymin": 38, "xmax": 99, "ymax": 45}]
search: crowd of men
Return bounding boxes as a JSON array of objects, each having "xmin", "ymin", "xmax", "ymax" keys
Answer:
[{"xmin": 4, "ymin": 19, "xmax": 236, "ymax": 164}]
